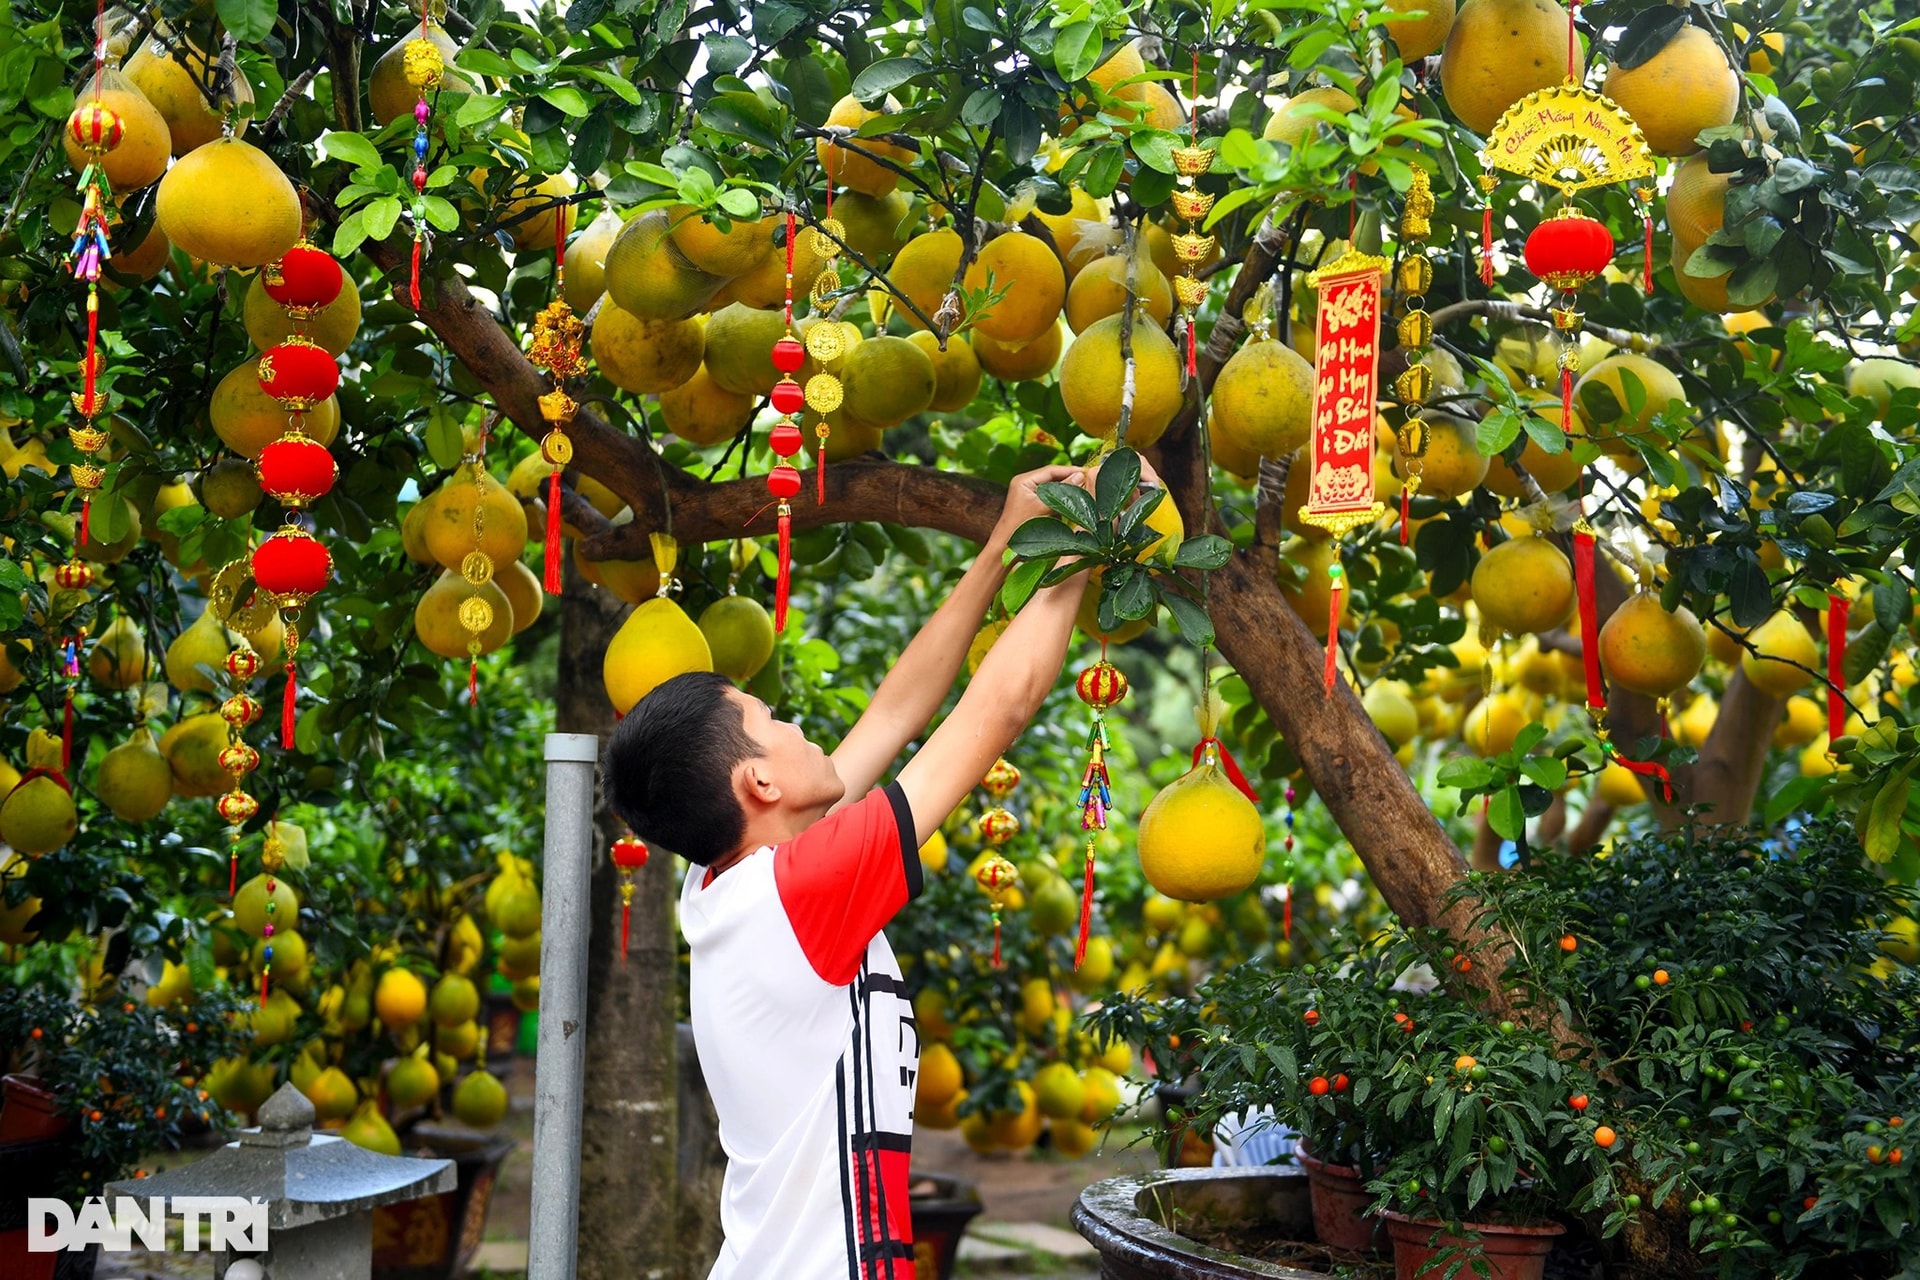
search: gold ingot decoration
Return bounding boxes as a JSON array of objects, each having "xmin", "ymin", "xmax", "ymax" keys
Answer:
[
  {"xmin": 461, "ymin": 551, "xmax": 494, "ymax": 586},
  {"xmin": 71, "ymin": 463, "xmax": 105, "ymax": 491},
  {"xmin": 1398, "ymin": 257, "xmax": 1432, "ymax": 295},
  {"xmin": 71, "ymin": 390, "xmax": 111, "ymax": 417},
  {"xmin": 1395, "ymin": 364, "xmax": 1433, "ymax": 405},
  {"xmin": 538, "ymin": 389, "xmax": 578, "ymax": 425},
  {"xmin": 529, "ymin": 300, "xmax": 587, "ymax": 380},
  {"xmin": 68, "ymin": 425, "xmax": 108, "ymax": 454},
  {"xmin": 540, "ymin": 429, "xmax": 574, "ymax": 466},
  {"xmin": 1173, "ymin": 232, "xmax": 1215, "ymax": 265},
  {"xmin": 1171, "ymin": 146, "xmax": 1214, "ymax": 177},
  {"xmin": 1550, "ymin": 305, "xmax": 1583, "ymax": 335},
  {"xmin": 1398, "ymin": 419, "xmax": 1431, "ymax": 460},
  {"xmin": 805, "ymin": 373, "xmax": 844, "ymax": 414},
  {"xmin": 1171, "ymin": 189, "xmax": 1214, "ymax": 222},
  {"xmin": 1397, "ymin": 311, "xmax": 1433, "ymax": 349},
  {"xmin": 1173, "ymin": 274, "xmax": 1210, "ymax": 308}
]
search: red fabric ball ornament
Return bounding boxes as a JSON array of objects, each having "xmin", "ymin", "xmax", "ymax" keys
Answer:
[
  {"xmin": 1524, "ymin": 209, "xmax": 1615, "ymax": 291},
  {"xmin": 770, "ymin": 337, "xmax": 806, "ymax": 374},
  {"xmin": 612, "ymin": 835, "xmax": 650, "ymax": 870},
  {"xmin": 769, "ymin": 379, "xmax": 805, "ymax": 416},
  {"xmin": 767, "ymin": 464, "xmax": 803, "ymax": 500},
  {"xmin": 54, "ymin": 562, "xmax": 94, "ymax": 591},
  {"xmin": 252, "ymin": 527, "xmax": 332, "ymax": 605},
  {"xmin": 224, "ymin": 649, "xmax": 262, "ymax": 683},
  {"xmin": 67, "ymin": 101, "xmax": 123, "ymax": 153},
  {"xmin": 264, "ymin": 243, "xmax": 345, "ymax": 315},
  {"xmin": 769, "ymin": 421, "xmax": 805, "ymax": 457},
  {"xmin": 1075, "ymin": 660, "xmax": 1129, "ymax": 708},
  {"xmin": 257, "ymin": 338, "xmax": 340, "ymax": 409},
  {"xmin": 216, "ymin": 791, "xmax": 260, "ymax": 825},
  {"xmin": 256, "ymin": 433, "xmax": 339, "ymax": 507}
]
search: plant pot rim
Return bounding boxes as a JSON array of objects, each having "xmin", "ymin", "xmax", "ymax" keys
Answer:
[
  {"xmin": 1293, "ymin": 1146, "xmax": 1363, "ymax": 1179},
  {"xmin": 1382, "ymin": 1209, "xmax": 1568, "ymax": 1238},
  {"xmin": 1072, "ymin": 1166, "xmax": 1324, "ymax": 1280}
]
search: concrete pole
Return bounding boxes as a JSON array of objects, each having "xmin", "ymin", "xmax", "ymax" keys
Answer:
[{"xmin": 528, "ymin": 732, "xmax": 600, "ymax": 1280}]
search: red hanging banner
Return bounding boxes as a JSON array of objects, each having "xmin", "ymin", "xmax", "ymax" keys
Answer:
[{"xmin": 1297, "ymin": 251, "xmax": 1390, "ymax": 539}]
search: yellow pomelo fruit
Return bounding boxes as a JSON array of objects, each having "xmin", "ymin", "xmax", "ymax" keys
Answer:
[
  {"xmin": 1667, "ymin": 153, "xmax": 1731, "ymax": 247},
  {"xmin": 399, "ymin": 499, "xmax": 435, "ymax": 564},
  {"xmin": 816, "ymin": 94, "xmax": 916, "ymax": 196},
  {"xmin": 0, "ymin": 641, "xmax": 26, "ymax": 695},
  {"xmin": 434, "ymin": 1019, "xmax": 480, "ymax": 1057},
  {"xmin": 493, "ymin": 558, "xmax": 542, "ymax": 637},
  {"xmin": 158, "ymin": 711, "xmax": 231, "ymax": 798},
  {"xmin": 422, "ymin": 473, "xmax": 529, "ymax": 571},
  {"xmin": 967, "ymin": 616, "xmax": 1009, "ymax": 675},
  {"xmin": 1065, "ymin": 253, "xmax": 1173, "ymax": 334},
  {"xmin": 1774, "ymin": 695, "xmax": 1825, "ymax": 748},
  {"xmin": 604, "ymin": 597, "xmax": 714, "ymax": 715},
  {"xmin": 68, "ymin": 498, "xmax": 140, "ymax": 565},
  {"xmin": 1598, "ymin": 592, "xmax": 1706, "ymax": 698},
  {"xmin": 1363, "ymin": 681, "xmax": 1421, "ymax": 747},
  {"xmin": 453, "ymin": 1070, "xmax": 510, "ymax": 1128},
  {"xmin": 247, "ymin": 989, "xmax": 301, "ymax": 1047},
  {"xmin": 1139, "ymin": 491, "xmax": 1184, "ymax": 564},
  {"xmin": 917, "ymin": 1043, "xmax": 964, "ymax": 1110},
  {"xmin": 1279, "ymin": 538, "xmax": 1349, "ymax": 639},
  {"xmin": 302, "ymin": 1066, "xmax": 358, "ymax": 1123},
  {"xmin": 375, "ymin": 968, "xmax": 429, "ymax": 1031},
  {"xmin": 891, "ymin": 228, "xmax": 966, "ymax": 332},
  {"xmin": 1080, "ymin": 1066, "xmax": 1124, "ymax": 1123},
  {"xmin": 1671, "ymin": 226, "xmax": 1732, "ymax": 313},
  {"xmin": 1017, "ymin": 976, "xmax": 1055, "ymax": 1036},
  {"xmin": 244, "ymin": 269, "xmax": 362, "ymax": 355},
  {"xmin": 959, "ymin": 1110, "xmax": 996, "ymax": 1153},
  {"xmin": 1037, "ymin": 187, "xmax": 1105, "ymax": 278},
  {"xmin": 342, "ymin": 1100, "xmax": 402, "ymax": 1154},
  {"xmin": 489, "ymin": 172, "xmax": 575, "ymax": 253},
  {"xmin": 1211, "ymin": 339, "xmax": 1314, "ymax": 457},
  {"xmin": 1398, "ymin": 412, "xmax": 1487, "ymax": 499},
  {"xmin": 1741, "ymin": 611, "xmax": 1818, "ymax": 697},
  {"xmin": 1137, "ymin": 750, "xmax": 1266, "ymax": 901},
  {"xmin": 1094, "ymin": 1038, "xmax": 1132, "ymax": 1076},
  {"xmin": 1067, "ymin": 935, "xmax": 1116, "ymax": 992},
  {"xmin": 109, "ymin": 219, "xmax": 171, "ymax": 283},
  {"xmin": 918, "ymin": 830, "xmax": 949, "ymax": 874},
  {"xmin": 211, "ymin": 362, "xmax": 340, "ymax": 458},
  {"xmin": 1573, "ymin": 353, "xmax": 1685, "ymax": 445},
  {"xmin": 1262, "ymin": 87, "xmax": 1359, "ymax": 148},
  {"xmin": 1846, "ymin": 358, "xmax": 1920, "ymax": 419},
  {"xmin": 842, "ymin": 335, "xmax": 938, "ymax": 429},
  {"xmin": 145, "ymin": 958, "xmax": 194, "ymax": 1008},
  {"xmin": 660, "ymin": 365, "xmax": 755, "ymax": 446},
  {"xmin": 207, "ymin": 1058, "xmax": 277, "ymax": 1116},
  {"xmin": 1381, "ymin": 0, "xmax": 1458, "ymax": 61},
  {"xmin": 724, "ymin": 221, "xmax": 828, "ymax": 310},
  {"xmin": 498, "ymin": 931, "xmax": 541, "ymax": 976},
  {"xmin": 1034, "ymin": 1061, "xmax": 1087, "ymax": 1120},
  {"xmin": 415, "ymin": 571, "xmax": 514, "ymax": 659},
  {"xmin": 254, "ymin": 928, "xmax": 310, "ymax": 989},
  {"xmin": 699, "ymin": 595, "xmax": 776, "ymax": 682},
  {"xmin": 591, "ymin": 302, "xmax": 703, "ymax": 395},
  {"xmin": 1143, "ymin": 893, "xmax": 1185, "ymax": 934},
  {"xmin": 1482, "ymin": 430, "xmax": 1581, "ymax": 498},
  {"xmin": 986, "ymin": 1081, "xmax": 1043, "ymax": 1150},
  {"xmin": 579, "ymin": 543, "xmax": 662, "ymax": 606},
  {"xmin": 429, "ymin": 973, "xmax": 480, "ymax": 1028},
  {"xmin": 1465, "ymin": 692, "xmax": 1530, "ymax": 756},
  {"xmin": 1440, "ymin": 0, "xmax": 1569, "ymax": 135},
  {"xmin": 972, "ymin": 322, "xmax": 1064, "ymax": 382},
  {"xmin": 1050, "ymin": 1118, "xmax": 1099, "ymax": 1158},
  {"xmin": 667, "ymin": 205, "xmax": 774, "ymax": 276},
  {"xmin": 1472, "ymin": 536, "xmax": 1574, "ymax": 636},
  {"xmin": 231, "ymin": 871, "xmax": 298, "ymax": 938},
  {"xmin": 604, "ymin": 210, "xmax": 726, "ymax": 320},
  {"xmin": 964, "ymin": 232, "xmax": 1066, "ymax": 345},
  {"xmin": 1596, "ymin": 761, "xmax": 1646, "ymax": 807},
  {"xmin": 367, "ymin": 21, "xmax": 466, "ymax": 124},
  {"xmin": 1604, "ymin": 25, "xmax": 1738, "ymax": 157},
  {"xmin": 919, "ymin": 1090, "xmax": 964, "ymax": 1131},
  {"xmin": 385, "ymin": 1055, "xmax": 440, "ymax": 1109},
  {"xmin": 444, "ymin": 913, "xmax": 485, "ymax": 976},
  {"xmin": 1060, "ymin": 314, "xmax": 1183, "ymax": 446},
  {"xmin": 702, "ymin": 304, "xmax": 788, "ymax": 396},
  {"xmin": 166, "ymin": 607, "xmax": 236, "ymax": 693},
  {"xmin": 156, "ymin": 138, "xmax": 302, "ymax": 268},
  {"xmin": 834, "ymin": 190, "xmax": 912, "ymax": 265},
  {"xmin": 1065, "ymin": 39, "xmax": 1148, "ymax": 119},
  {"xmin": 88, "ymin": 613, "xmax": 149, "ymax": 689},
  {"xmin": 0, "ymin": 776, "xmax": 78, "ymax": 856},
  {"xmin": 908, "ymin": 331, "xmax": 984, "ymax": 413},
  {"xmin": 63, "ymin": 77, "xmax": 170, "ymax": 191},
  {"xmin": 0, "ymin": 877, "xmax": 42, "ymax": 946},
  {"xmin": 98, "ymin": 727, "xmax": 173, "ymax": 823},
  {"xmin": 1029, "ymin": 873, "xmax": 1080, "ymax": 937},
  {"xmin": 124, "ymin": 38, "xmax": 253, "ymax": 155},
  {"xmin": 1672, "ymin": 694, "xmax": 1717, "ymax": 746},
  {"xmin": 563, "ymin": 207, "xmax": 623, "ymax": 313},
  {"xmin": 1135, "ymin": 81, "xmax": 1185, "ymax": 132},
  {"xmin": 511, "ymin": 975, "xmax": 540, "ymax": 1012},
  {"xmin": 1208, "ymin": 412, "xmax": 1262, "ymax": 481}
]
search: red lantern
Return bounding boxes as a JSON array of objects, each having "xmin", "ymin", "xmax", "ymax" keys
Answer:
[
  {"xmin": 252, "ymin": 526, "xmax": 331, "ymax": 607},
  {"xmin": 224, "ymin": 648, "xmax": 262, "ymax": 683},
  {"xmin": 256, "ymin": 338, "xmax": 340, "ymax": 410},
  {"xmin": 67, "ymin": 101, "xmax": 122, "ymax": 153},
  {"xmin": 769, "ymin": 421, "xmax": 804, "ymax": 457},
  {"xmin": 612, "ymin": 834, "xmax": 650, "ymax": 961},
  {"xmin": 263, "ymin": 243, "xmax": 345, "ymax": 316},
  {"xmin": 770, "ymin": 379, "xmax": 805, "ymax": 416},
  {"xmin": 1523, "ymin": 208, "xmax": 1614, "ymax": 292},
  {"xmin": 1075, "ymin": 660, "xmax": 1129, "ymax": 709},
  {"xmin": 256, "ymin": 433, "xmax": 339, "ymax": 508},
  {"xmin": 767, "ymin": 464, "xmax": 802, "ymax": 500},
  {"xmin": 770, "ymin": 337, "xmax": 805, "ymax": 374},
  {"xmin": 216, "ymin": 791, "xmax": 259, "ymax": 825}
]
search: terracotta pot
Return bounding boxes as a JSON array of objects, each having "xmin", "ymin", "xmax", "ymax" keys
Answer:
[
  {"xmin": 1295, "ymin": 1146, "xmax": 1382, "ymax": 1253},
  {"xmin": 0, "ymin": 1076, "xmax": 69, "ymax": 1145},
  {"xmin": 1384, "ymin": 1211, "xmax": 1565, "ymax": 1280}
]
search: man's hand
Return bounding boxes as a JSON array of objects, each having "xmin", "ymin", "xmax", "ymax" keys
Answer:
[{"xmin": 986, "ymin": 464, "xmax": 1089, "ymax": 551}]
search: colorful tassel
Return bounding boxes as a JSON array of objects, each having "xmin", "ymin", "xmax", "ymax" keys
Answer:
[
  {"xmin": 1480, "ymin": 204, "xmax": 1495, "ymax": 286},
  {"xmin": 543, "ymin": 470, "xmax": 563, "ymax": 593},
  {"xmin": 1828, "ymin": 593, "xmax": 1849, "ymax": 742},
  {"xmin": 410, "ymin": 238, "xmax": 423, "ymax": 311}
]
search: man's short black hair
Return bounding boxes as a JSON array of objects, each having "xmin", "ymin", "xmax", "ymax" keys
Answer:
[{"xmin": 604, "ymin": 671, "xmax": 760, "ymax": 866}]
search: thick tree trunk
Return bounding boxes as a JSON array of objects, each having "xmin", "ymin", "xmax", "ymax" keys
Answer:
[{"xmin": 555, "ymin": 564, "xmax": 682, "ymax": 1280}]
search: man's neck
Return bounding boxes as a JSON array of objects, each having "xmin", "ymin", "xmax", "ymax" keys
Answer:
[{"xmin": 708, "ymin": 804, "xmax": 829, "ymax": 877}]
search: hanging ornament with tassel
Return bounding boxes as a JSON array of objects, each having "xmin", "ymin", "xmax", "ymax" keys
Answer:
[
  {"xmin": 1392, "ymin": 169, "xmax": 1436, "ymax": 546},
  {"xmin": 1071, "ymin": 659, "xmax": 1128, "ymax": 968},
  {"xmin": 457, "ymin": 433, "xmax": 499, "ymax": 703},
  {"xmin": 63, "ymin": 0, "xmax": 120, "ymax": 551},
  {"xmin": 219, "ymin": 647, "xmax": 266, "ymax": 896},
  {"xmin": 612, "ymin": 833, "xmax": 649, "ymax": 962},
  {"xmin": 802, "ymin": 210, "xmax": 847, "ymax": 495},
  {"xmin": 527, "ymin": 296, "xmax": 587, "ymax": 596},
  {"xmin": 975, "ymin": 758, "xmax": 1023, "ymax": 970},
  {"xmin": 1169, "ymin": 51, "xmax": 1213, "ymax": 381},
  {"xmin": 399, "ymin": 1, "xmax": 445, "ymax": 311}
]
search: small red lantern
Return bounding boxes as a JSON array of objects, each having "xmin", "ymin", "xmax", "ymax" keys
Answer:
[
  {"xmin": 256, "ymin": 433, "xmax": 339, "ymax": 508},
  {"xmin": 256, "ymin": 338, "xmax": 340, "ymax": 410},
  {"xmin": 769, "ymin": 421, "xmax": 804, "ymax": 457},
  {"xmin": 222, "ymin": 693, "xmax": 263, "ymax": 728},
  {"xmin": 769, "ymin": 379, "xmax": 805, "ymax": 415},
  {"xmin": 263, "ymin": 243, "xmax": 345, "ymax": 316},
  {"xmin": 612, "ymin": 833, "xmax": 650, "ymax": 961},
  {"xmin": 1075, "ymin": 660, "xmax": 1129, "ymax": 709},
  {"xmin": 67, "ymin": 101, "xmax": 122, "ymax": 154},
  {"xmin": 1523, "ymin": 208, "xmax": 1615, "ymax": 291},
  {"xmin": 216, "ymin": 791, "xmax": 259, "ymax": 825},
  {"xmin": 219, "ymin": 743, "xmax": 261, "ymax": 777},
  {"xmin": 224, "ymin": 648, "xmax": 262, "ymax": 683},
  {"xmin": 767, "ymin": 463, "xmax": 802, "ymax": 500},
  {"xmin": 252, "ymin": 526, "xmax": 332, "ymax": 607},
  {"xmin": 54, "ymin": 562, "xmax": 94, "ymax": 591},
  {"xmin": 770, "ymin": 338, "xmax": 805, "ymax": 373}
]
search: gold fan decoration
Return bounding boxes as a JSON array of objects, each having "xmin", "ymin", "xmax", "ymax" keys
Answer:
[{"xmin": 1484, "ymin": 84, "xmax": 1654, "ymax": 195}]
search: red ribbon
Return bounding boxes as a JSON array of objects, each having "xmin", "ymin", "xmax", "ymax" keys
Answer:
[
  {"xmin": 1074, "ymin": 843, "xmax": 1095, "ymax": 971},
  {"xmin": 469, "ymin": 657, "xmax": 480, "ymax": 705},
  {"xmin": 1186, "ymin": 323, "xmax": 1197, "ymax": 378},
  {"xmin": 1607, "ymin": 742, "xmax": 1674, "ymax": 804},
  {"xmin": 1323, "ymin": 575, "xmax": 1344, "ymax": 696},
  {"xmin": 11, "ymin": 766, "xmax": 72, "ymax": 797},
  {"xmin": 774, "ymin": 501, "xmax": 792, "ymax": 632},
  {"xmin": 1561, "ymin": 363, "xmax": 1575, "ymax": 434},
  {"xmin": 817, "ymin": 444, "xmax": 827, "ymax": 505},
  {"xmin": 1480, "ymin": 203, "xmax": 1495, "ymax": 287},
  {"xmin": 1192, "ymin": 737, "xmax": 1258, "ymax": 804},
  {"xmin": 79, "ymin": 497, "xmax": 91, "ymax": 547},
  {"xmin": 1573, "ymin": 529, "xmax": 1604, "ymax": 713},
  {"xmin": 410, "ymin": 238, "xmax": 423, "ymax": 311},
  {"xmin": 229, "ymin": 851, "xmax": 238, "ymax": 898},
  {"xmin": 543, "ymin": 470, "xmax": 563, "ymax": 594},
  {"xmin": 259, "ymin": 968, "xmax": 270, "ymax": 1008},
  {"xmin": 1400, "ymin": 487, "xmax": 1411, "ymax": 545},
  {"xmin": 1643, "ymin": 211, "xmax": 1655, "ymax": 297},
  {"xmin": 991, "ymin": 917, "xmax": 1002, "ymax": 969},
  {"xmin": 1828, "ymin": 594, "xmax": 1849, "ymax": 742},
  {"xmin": 282, "ymin": 660, "xmax": 298, "ymax": 749},
  {"xmin": 619, "ymin": 899, "xmax": 632, "ymax": 962}
]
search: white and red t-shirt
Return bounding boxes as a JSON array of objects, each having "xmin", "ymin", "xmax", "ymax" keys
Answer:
[{"xmin": 679, "ymin": 783, "xmax": 925, "ymax": 1280}]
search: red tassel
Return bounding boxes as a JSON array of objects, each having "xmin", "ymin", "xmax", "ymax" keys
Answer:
[
  {"xmin": 469, "ymin": 657, "xmax": 479, "ymax": 704},
  {"xmin": 543, "ymin": 470, "xmax": 563, "ymax": 594},
  {"xmin": 410, "ymin": 238, "xmax": 423, "ymax": 311},
  {"xmin": 282, "ymin": 660, "xmax": 297, "ymax": 749},
  {"xmin": 1074, "ymin": 843, "xmax": 1095, "ymax": 971},
  {"xmin": 1400, "ymin": 487, "xmax": 1411, "ymax": 545},
  {"xmin": 991, "ymin": 918, "xmax": 1002, "ymax": 969},
  {"xmin": 1643, "ymin": 213, "xmax": 1655, "ymax": 296},
  {"xmin": 1282, "ymin": 885, "xmax": 1292, "ymax": 942},
  {"xmin": 62, "ymin": 688, "xmax": 74, "ymax": 774},
  {"xmin": 1611, "ymin": 748, "xmax": 1674, "ymax": 804},
  {"xmin": 1322, "ymin": 576, "xmax": 1344, "ymax": 696},
  {"xmin": 1186, "ymin": 322, "xmax": 1197, "ymax": 378},
  {"xmin": 259, "ymin": 968, "xmax": 270, "ymax": 1007},
  {"xmin": 1828, "ymin": 594, "xmax": 1849, "ymax": 742},
  {"xmin": 1480, "ymin": 205, "xmax": 1495, "ymax": 286},
  {"xmin": 619, "ymin": 900, "xmax": 631, "ymax": 962},
  {"xmin": 1561, "ymin": 364, "xmax": 1575, "ymax": 434},
  {"xmin": 816, "ymin": 443, "xmax": 826, "ymax": 505},
  {"xmin": 1192, "ymin": 737, "xmax": 1259, "ymax": 804},
  {"xmin": 79, "ymin": 497, "xmax": 91, "ymax": 547},
  {"xmin": 229, "ymin": 851, "xmax": 238, "ymax": 898},
  {"xmin": 1574, "ymin": 529, "xmax": 1604, "ymax": 713},
  {"xmin": 774, "ymin": 501, "xmax": 793, "ymax": 633}
]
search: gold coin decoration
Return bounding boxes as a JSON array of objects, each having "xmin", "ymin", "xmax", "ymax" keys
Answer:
[
  {"xmin": 230, "ymin": 591, "xmax": 279, "ymax": 636},
  {"xmin": 809, "ymin": 268, "xmax": 840, "ymax": 311},
  {"xmin": 806, "ymin": 217, "xmax": 846, "ymax": 261},
  {"xmin": 458, "ymin": 596, "xmax": 494, "ymax": 633},
  {"xmin": 461, "ymin": 551, "xmax": 494, "ymax": 585},
  {"xmin": 805, "ymin": 373, "xmax": 844, "ymax": 414},
  {"xmin": 805, "ymin": 321, "xmax": 844, "ymax": 363},
  {"xmin": 207, "ymin": 559, "xmax": 249, "ymax": 623},
  {"xmin": 541, "ymin": 429, "xmax": 573, "ymax": 466}
]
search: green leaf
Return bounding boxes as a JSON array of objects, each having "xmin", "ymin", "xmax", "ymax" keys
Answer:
[
  {"xmin": 704, "ymin": 33, "xmax": 751, "ymax": 73},
  {"xmin": 320, "ymin": 132, "xmax": 385, "ymax": 171},
  {"xmin": 1160, "ymin": 591, "xmax": 1215, "ymax": 647},
  {"xmin": 850, "ymin": 57, "xmax": 929, "ymax": 103},
  {"xmin": 331, "ymin": 209, "xmax": 369, "ymax": 258},
  {"xmin": 1487, "ymin": 786, "xmax": 1526, "ymax": 842},
  {"xmin": 961, "ymin": 86, "xmax": 1002, "ymax": 128},
  {"xmin": 1610, "ymin": 7, "xmax": 1687, "ymax": 71},
  {"xmin": 1521, "ymin": 414, "xmax": 1567, "ymax": 454},
  {"xmin": 1094, "ymin": 449, "xmax": 1141, "ymax": 521},
  {"xmin": 1520, "ymin": 756, "xmax": 1569, "ymax": 791},
  {"xmin": 1864, "ymin": 764, "xmax": 1913, "ymax": 863},
  {"xmin": 1037, "ymin": 481, "xmax": 1098, "ymax": 530},
  {"xmin": 539, "ymin": 86, "xmax": 593, "ymax": 118},
  {"xmin": 1171, "ymin": 536, "xmax": 1232, "ymax": 571},
  {"xmin": 1131, "ymin": 129, "xmax": 1180, "ymax": 175},
  {"xmin": 1436, "ymin": 758, "xmax": 1495, "ymax": 790},
  {"xmin": 216, "ymin": 0, "xmax": 276, "ymax": 44},
  {"xmin": 424, "ymin": 408, "xmax": 466, "ymax": 471},
  {"xmin": 1002, "ymin": 557, "xmax": 1050, "ymax": 613},
  {"xmin": 1843, "ymin": 620, "xmax": 1893, "ymax": 687},
  {"xmin": 1053, "ymin": 21, "xmax": 1100, "ymax": 83},
  {"xmin": 1007, "ymin": 517, "xmax": 1102, "ymax": 558},
  {"xmin": 1477, "ymin": 408, "xmax": 1522, "ymax": 457},
  {"xmin": 1874, "ymin": 582, "xmax": 1914, "ymax": 633},
  {"xmin": 362, "ymin": 196, "xmax": 402, "ymax": 243},
  {"xmin": 1113, "ymin": 567, "xmax": 1155, "ymax": 620},
  {"xmin": 716, "ymin": 188, "xmax": 761, "ymax": 219},
  {"xmin": 422, "ymin": 196, "xmax": 460, "ymax": 233}
]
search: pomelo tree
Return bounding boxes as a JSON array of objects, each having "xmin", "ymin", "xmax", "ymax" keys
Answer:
[{"xmin": 3, "ymin": 0, "xmax": 1920, "ymax": 1270}]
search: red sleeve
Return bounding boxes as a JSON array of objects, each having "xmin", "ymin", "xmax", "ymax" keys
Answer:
[{"xmin": 773, "ymin": 782, "xmax": 921, "ymax": 986}]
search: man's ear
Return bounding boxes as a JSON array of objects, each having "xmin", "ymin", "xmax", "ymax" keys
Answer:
[{"xmin": 737, "ymin": 758, "xmax": 781, "ymax": 809}]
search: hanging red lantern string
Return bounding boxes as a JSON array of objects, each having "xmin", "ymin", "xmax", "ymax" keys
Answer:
[
  {"xmin": 528, "ymin": 302, "xmax": 586, "ymax": 596},
  {"xmin": 400, "ymin": 2, "xmax": 443, "ymax": 310},
  {"xmin": 252, "ymin": 527, "xmax": 332, "ymax": 747},
  {"xmin": 612, "ymin": 833, "xmax": 649, "ymax": 961},
  {"xmin": 1522, "ymin": 206, "xmax": 1613, "ymax": 434},
  {"xmin": 1827, "ymin": 593, "xmax": 1849, "ymax": 745},
  {"xmin": 1073, "ymin": 660, "xmax": 1127, "ymax": 968},
  {"xmin": 763, "ymin": 209, "xmax": 808, "ymax": 629}
]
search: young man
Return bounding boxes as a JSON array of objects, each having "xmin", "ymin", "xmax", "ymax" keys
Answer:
[{"xmin": 604, "ymin": 462, "xmax": 1106, "ymax": 1280}]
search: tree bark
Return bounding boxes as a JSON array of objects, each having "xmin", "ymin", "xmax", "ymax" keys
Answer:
[{"xmin": 556, "ymin": 563, "xmax": 681, "ymax": 1280}]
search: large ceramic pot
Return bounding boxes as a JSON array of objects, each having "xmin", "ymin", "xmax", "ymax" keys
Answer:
[
  {"xmin": 1073, "ymin": 1166, "xmax": 1327, "ymax": 1279},
  {"xmin": 0, "ymin": 1076, "xmax": 68, "ymax": 1145},
  {"xmin": 371, "ymin": 1125, "xmax": 516, "ymax": 1280},
  {"xmin": 1294, "ymin": 1146, "xmax": 1383, "ymax": 1253},
  {"xmin": 908, "ymin": 1174, "xmax": 983, "ymax": 1280},
  {"xmin": 0, "ymin": 1133, "xmax": 97, "ymax": 1280},
  {"xmin": 1383, "ymin": 1211, "xmax": 1565, "ymax": 1280}
]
